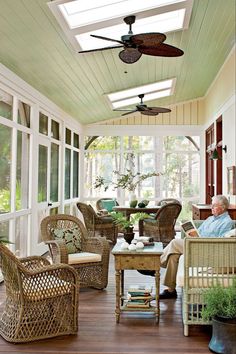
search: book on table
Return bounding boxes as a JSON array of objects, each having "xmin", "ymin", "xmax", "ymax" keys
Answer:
[
  {"xmin": 126, "ymin": 285, "xmax": 153, "ymax": 308},
  {"xmin": 128, "ymin": 285, "xmax": 153, "ymax": 294},
  {"xmin": 126, "ymin": 301, "xmax": 151, "ymax": 308}
]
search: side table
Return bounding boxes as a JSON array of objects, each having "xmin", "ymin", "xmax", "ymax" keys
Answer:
[{"xmin": 112, "ymin": 242, "xmax": 163, "ymax": 323}]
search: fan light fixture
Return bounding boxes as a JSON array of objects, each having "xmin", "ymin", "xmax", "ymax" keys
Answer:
[
  {"xmin": 48, "ymin": 0, "xmax": 193, "ymax": 55},
  {"xmin": 113, "ymin": 93, "xmax": 171, "ymax": 116}
]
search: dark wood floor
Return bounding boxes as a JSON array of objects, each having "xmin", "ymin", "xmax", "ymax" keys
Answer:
[{"xmin": 0, "ymin": 243, "xmax": 212, "ymax": 354}]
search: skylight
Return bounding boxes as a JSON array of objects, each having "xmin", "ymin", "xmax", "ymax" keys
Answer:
[
  {"xmin": 48, "ymin": 0, "xmax": 193, "ymax": 52},
  {"xmin": 76, "ymin": 9, "xmax": 185, "ymax": 51},
  {"xmin": 107, "ymin": 79, "xmax": 175, "ymax": 109},
  {"xmin": 58, "ymin": 0, "xmax": 185, "ymax": 29}
]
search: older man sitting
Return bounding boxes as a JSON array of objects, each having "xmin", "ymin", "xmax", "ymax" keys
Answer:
[{"xmin": 139, "ymin": 195, "xmax": 234, "ymax": 299}]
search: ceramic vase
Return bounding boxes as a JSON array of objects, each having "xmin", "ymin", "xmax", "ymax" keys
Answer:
[{"xmin": 129, "ymin": 192, "xmax": 138, "ymax": 208}]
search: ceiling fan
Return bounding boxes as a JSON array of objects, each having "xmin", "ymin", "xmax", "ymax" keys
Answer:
[
  {"xmin": 79, "ymin": 15, "xmax": 184, "ymax": 64},
  {"xmin": 113, "ymin": 94, "xmax": 171, "ymax": 116}
]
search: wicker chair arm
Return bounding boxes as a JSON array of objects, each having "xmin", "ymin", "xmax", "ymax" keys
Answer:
[
  {"xmin": 20, "ymin": 264, "xmax": 79, "ymax": 298},
  {"xmin": 45, "ymin": 239, "xmax": 69, "ymax": 264},
  {"xmin": 22, "ymin": 263, "xmax": 79, "ymax": 283},
  {"xmin": 20, "ymin": 256, "xmax": 51, "ymax": 270},
  {"xmin": 82, "ymin": 236, "xmax": 109, "ymax": 255}
]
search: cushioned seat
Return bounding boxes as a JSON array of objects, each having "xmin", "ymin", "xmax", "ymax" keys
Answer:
[
  {"xmin": 68, "ymin": 252, "xmax": 102, "ymax": 264},
  {"xmin": 0, "ymin": 243, "xmax": 79, "ymax": 343},
  {"xmin": 41, "ymin": 214, "xmax": 110, "ymax": 289}
]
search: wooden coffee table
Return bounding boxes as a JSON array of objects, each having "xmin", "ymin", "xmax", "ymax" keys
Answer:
[{"xmin": 112, "ymin": 242, "xmax": 163, "ymax": 323}]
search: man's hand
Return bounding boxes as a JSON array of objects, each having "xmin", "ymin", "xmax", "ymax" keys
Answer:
[{"xmin": 188, "ymin": 230, "xmax": 199, "ymax": 237}]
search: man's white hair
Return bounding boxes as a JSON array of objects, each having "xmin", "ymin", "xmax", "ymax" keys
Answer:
[{"xmin": 212, "ymin": 195, "xmax": 229, "ymax": 210}]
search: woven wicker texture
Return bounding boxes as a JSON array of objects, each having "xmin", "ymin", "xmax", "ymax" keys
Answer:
[
  {"xmin": 77, "ymin": 202, "xmax": 118, "ymax": 244},
  {"xmin": 0, "ymin": 243, "xmax": 79, "ymax": 343},
  {"xmin": 182, "ymin": 237, "xmax": 236, "ymax": 336},
  {"xmin": 143, "ymin": 202, "xmax": 182, "ymax": 246},
  {"xmin": 157, "ymin": 198, "xmax": 181, "ymax": 206},
  {"xmin": 41, "ymin": 214, "xmax": 110, "ymax": 289}
]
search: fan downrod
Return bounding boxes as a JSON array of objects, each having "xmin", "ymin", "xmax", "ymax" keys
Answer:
[{"xmin": 138, "ymin": 94, "xmax": 145, "ymax": 104}]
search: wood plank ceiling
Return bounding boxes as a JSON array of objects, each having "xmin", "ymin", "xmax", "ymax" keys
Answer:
[{"xmin": 0, "ymin": 0, "xmax": 235, "ymax": 124}]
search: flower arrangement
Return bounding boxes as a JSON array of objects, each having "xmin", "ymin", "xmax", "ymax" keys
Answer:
[{"xmin": 94, "ymin": 170, "xmax": 161, "ymax": 192}]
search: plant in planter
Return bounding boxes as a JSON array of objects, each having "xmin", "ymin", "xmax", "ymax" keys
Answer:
[
  {"xmin": 201, "ymin": 279, "xmax": 236, "ymax": 354},
  {"xmin": 110, "ymin": 211, "xmax": 149, "ymax": 244}
]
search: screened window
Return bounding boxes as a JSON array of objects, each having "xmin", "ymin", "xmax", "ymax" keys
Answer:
[
  {"xmin": 0, "ymin": 89, "xmax": 13, "ymax": 120},
  {"xmin": 50, "ymin": 143, "xmax": 59, "ymax": 202},
  {"xmin": 0, "ymin": 124, "xmax": 12, "ymax": 213},
  {"xmin": 17, "ymin": 100, "xmax": 30, "ymax": 127},
  {"xmin": 84, "ymin": 135, "xmax": 200, "ymax": 220},
  {"xmin": 38, "ymin": 145, "xmax": 48, "ymax": 202},
  {"xmin": 16, "ymin": 131, "xmax": 30, "ymax": 210},
  {"xmin": 39, "ymin": 112, "xmax": 48, "ymax": 135},
  {"xmin": 51, "ymin": 119, "xmax": 60, "ymax": 140},
  {"xmin": 64, "ymin": 148, "xmax": 71, "ymax": 199}
]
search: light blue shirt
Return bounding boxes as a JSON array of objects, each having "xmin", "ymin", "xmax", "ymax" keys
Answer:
[{"xmin": 198, "ymin": 212, "xmax": 233, "ymax": 237}]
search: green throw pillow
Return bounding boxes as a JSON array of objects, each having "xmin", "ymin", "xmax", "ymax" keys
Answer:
[
  {"xmin": 101, "ymin": 199, "xmax": 116, "ymax": 212},
  {"xmin": 53, "ymin": 226, "xmax": 82, "ymax": 254}
]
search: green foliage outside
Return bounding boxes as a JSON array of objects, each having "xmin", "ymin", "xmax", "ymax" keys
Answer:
[{"xmin": 0, "ymin": 181, "xmax": 22, "ymax": 213}]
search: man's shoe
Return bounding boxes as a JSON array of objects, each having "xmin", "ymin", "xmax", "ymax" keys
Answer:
[{"xmin": 159, "ymin": 289, "xmax": 177, "ymax": 299}]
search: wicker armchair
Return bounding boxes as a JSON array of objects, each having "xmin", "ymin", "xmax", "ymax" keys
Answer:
[
  {"xmin": 0, "ymin": 243, "xmax": 79, "ymax": 343},
  {"xmin": 41, "ymin": 214, "xmax": 110, "ymax": 289},
  {"xmin": 142, "ymin": 202, "xmax": 182, "ymax": 246},
  {"xmin": 157, "ymin": 198, "xmax": 181, "ymax": 206},
  {"xmin": 77, "ymin": 202, "xmax": 118, "ymax": 244}
]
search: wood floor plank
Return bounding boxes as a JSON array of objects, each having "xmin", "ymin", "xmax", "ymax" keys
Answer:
[{"xmin": 0, "ymin": 243, "xmax": 211, "ymax": 354}]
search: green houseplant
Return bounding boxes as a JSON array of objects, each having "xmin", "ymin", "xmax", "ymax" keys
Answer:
[
  {"xmin": 110, "ymin": 211, "xmax": 149, "ymax": 243},
  {"xmin": 201, "ymin": 279, "xmax": 236, "ymax": 354}
]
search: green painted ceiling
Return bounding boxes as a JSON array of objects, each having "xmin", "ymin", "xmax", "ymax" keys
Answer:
[{"xmin": 0, "ymin": 0, "xmax": 235, "ymax": 124}]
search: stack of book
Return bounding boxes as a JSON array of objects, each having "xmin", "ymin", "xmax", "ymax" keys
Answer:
[{"xmin": 126, "ymin": 285, "xmax": 153, "ymax": 308}]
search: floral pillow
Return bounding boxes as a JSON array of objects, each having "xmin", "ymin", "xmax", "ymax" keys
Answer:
[{"xmin": 53, "ymin": 226, "xmax": 82, "ymax": 254}]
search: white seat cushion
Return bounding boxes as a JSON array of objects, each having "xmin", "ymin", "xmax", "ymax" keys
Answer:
[
  {"xmin": 68, "ymin": 252, "xmax": 101, "ymax": 264},
  {"xmin": 177, "ymin": 254, "xmax": 184, "ymax": 287},
  {"xmin": 176, "ymin": 254, "xmax": 234, "ymax": 288}
]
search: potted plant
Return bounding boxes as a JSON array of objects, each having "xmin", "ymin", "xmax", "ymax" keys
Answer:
[
  {"xmin": 201, "ymin": 279, "xmax": 236, "ymax": 354},
  {"xmin": 110, "ymin": 211, "xmax": 149, "ymax": 244}
]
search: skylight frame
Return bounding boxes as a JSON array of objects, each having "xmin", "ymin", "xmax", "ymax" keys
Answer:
[
  {"xmin": 106, "ymin": 78, "xmax": 176, "ymax": 109},
  {"xmin": 48, "ymin": 0, "xmax": 193, "ymax": 53},
  {"xmin": 58, "ymin": 0, "xmax": 185, "ymax": 29}
]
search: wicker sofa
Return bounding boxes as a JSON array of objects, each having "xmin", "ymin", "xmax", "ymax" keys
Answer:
[{"xmin": 176, "ymin": 221, "xmax": 236, "ymax": 336}]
